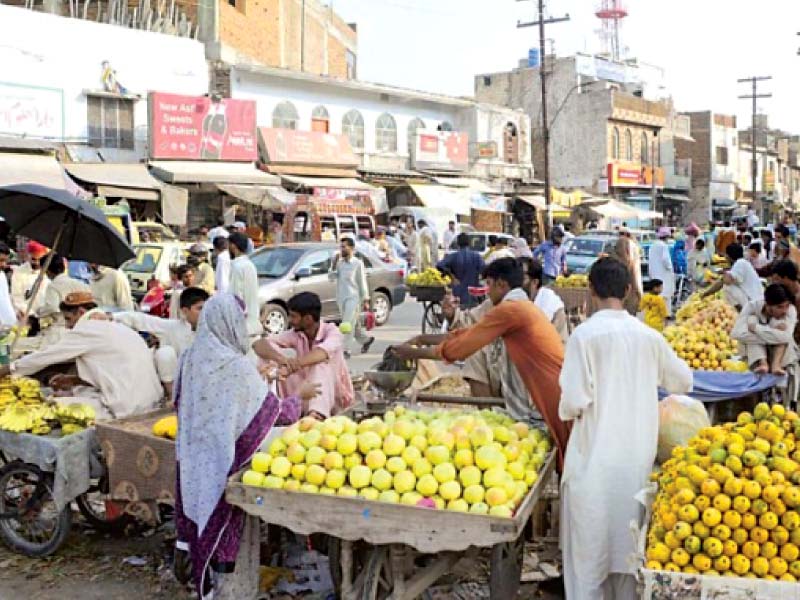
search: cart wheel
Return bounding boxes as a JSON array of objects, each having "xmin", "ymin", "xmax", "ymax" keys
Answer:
[
  {"xmin": 75, "ymin": 475, "xmax": 130, "ymax": 532},
  {"xmin": 361, "ymin": 546, "xmax": 394, "ymax": 600},
  {"xmin": 422, "ymin": 301, "xmax": 444, "ymax": 334},
  {"xmin": 0, "ymin": 461, "xmax": 71, "ymax": 557},
  {"xmin": 489, "ymin": 537, "xmax": 524, "ymax": 600}
]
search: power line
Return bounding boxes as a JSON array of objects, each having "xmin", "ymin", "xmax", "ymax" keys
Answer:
[{"xmin": 737, "ymin": 75, "xmax": 772, "ymax": 220}]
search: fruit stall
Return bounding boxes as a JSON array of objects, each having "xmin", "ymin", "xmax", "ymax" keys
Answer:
[
  {"xmin": 225, "ymin": 406, "xmax": 555, "ymax": 599},
  {"xmin": 637, "ymin": 402, "xmax": 800, "ymax": 598}
]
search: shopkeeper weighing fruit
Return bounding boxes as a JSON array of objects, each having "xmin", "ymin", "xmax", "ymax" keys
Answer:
[
  {"xmin": 392, "ymin": 258, "xmax": 570, "ymax": 465},
  {"xmin": 0, "ymin": 291, "xmax": 161, "ymax": 420}
]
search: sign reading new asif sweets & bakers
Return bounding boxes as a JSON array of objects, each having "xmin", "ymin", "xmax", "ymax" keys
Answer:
[{"xmin": 148, "ymin": 92, "xmax": 257, "ymax": 161}]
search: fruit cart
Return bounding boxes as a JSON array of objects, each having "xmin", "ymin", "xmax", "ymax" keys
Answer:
[
  {"xmin": 552, "ymin": 286, "xmax": 594, "ymax": 332},
  {"xmin": 226, "ymin": 449, "xmax": 556, "ymax": 600},
  {"xmin": 408, "ymin": 285, "xmax": 446, "ymax": 334}
]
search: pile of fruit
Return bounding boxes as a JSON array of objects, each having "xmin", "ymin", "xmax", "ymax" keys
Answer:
[
  {"xmin": 554, "ymin": 274, "xmax": 588, "ymax": 288},
  {"xmin": 152, "ymin": 415, "xmax": 178, "ymax": 440},
  {"xmin": 241, "ymin": 407, "xmax": 551, "ymax": 518},
  {"xmin": 664, "ymin": 293, "xmax": 745, "ymax": 372},
  {"xmin": 405, "ymin": 268, "xmax": 451, "ymax": 288},
  {"xmin": 0, "ymin": 377, "xmax": 95, "ymax": 436},
  {"xmin": 646, "ymin": 403, "xmax": 800, "ymax": 580}
]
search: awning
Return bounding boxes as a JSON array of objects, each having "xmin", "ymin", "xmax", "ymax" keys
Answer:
[
  {"xmin": 65, "ymin": 163, "xmax": 164, "ymax": 201},
  {"xmin": 660, "ymin": 193, "xmax": 690, "ymax": 203},
  {"xmin": 148, "ymin": 161, "xmax": 279, "ymax": 185},
  {"xmin": 589, "ymin": 199, "xmax": 663, "ymax": 220},
  {"xmin": 0, "ymin": 152, "xmax": 85, "ymax": 196},
  {"xmin": 266, "ymin": 164, "xmax": 359, "ymax": 178},
  {"xmin": 433, "ymin": 177, "xmax": 500, "ymax": 194},
  {"xmin": 516, "ymin": 195, "xmax": 546, "ymax": 210},
  {"xmin": 409, "ymin": 184, "xmax": 472, "ymax": 215},
  {"xmin": 713, "ymin": 199, "xmax": 737, "ymax": 209},
  {"xmin": 281, "ymin": 175, "xmax": 376, "ymax": 191},
  {"xmin": 217, "ymin": 184, "xmax": 294, "ymax": 210}
]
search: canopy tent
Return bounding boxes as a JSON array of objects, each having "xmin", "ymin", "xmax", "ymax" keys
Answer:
[
  {"xmin": 216, "ymin": 184, "xmax": 294, "ymax": 211},
  {"xmin": 587, "ymin": 198, "xmax": 662, "ymax": 221},
  {"xmin": 409, "ymin": 184, "xmax": 472, "ymax": 216},
  {"xmin": 65, "ymin": 163, "xmax": 166, "ymax": 201}
]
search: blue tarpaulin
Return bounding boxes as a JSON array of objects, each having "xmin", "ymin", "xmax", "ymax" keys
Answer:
[{"xmin": 659, "ymin": 370, "xmax": 784, "ymax": 403}]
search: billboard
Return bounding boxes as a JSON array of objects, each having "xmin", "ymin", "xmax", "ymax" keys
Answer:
[
  {"xmin": 608, "ymin": 161, "xmax": 664, "ymax": 188},
  {"xmin": 148, "ymin": 92, "xmax": 257, "ymax": 161},
  {"xmin": 0, "ymin": 82, "xmax": 64, "ymax": 139},
  {"xmin": 412, "ymin": 131, "xmax": 469, "ymax": 172},
  {"xmin": 259, "ymin": 128, "xmax": 358, "ymax": 167}
]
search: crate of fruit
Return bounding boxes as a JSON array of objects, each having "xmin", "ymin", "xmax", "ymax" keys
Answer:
[{"xmin": 95, "ymin": 408, "xmax": 178, "ymax": 523}]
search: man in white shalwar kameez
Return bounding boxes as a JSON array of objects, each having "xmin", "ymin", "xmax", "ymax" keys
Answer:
[
  {"xmin": 648, "ymin": 227, "xmax": 675, "ymax": 317},
  {"xmin": 559, "ymin": 257, "xmax": 692, "ymax": 599}
]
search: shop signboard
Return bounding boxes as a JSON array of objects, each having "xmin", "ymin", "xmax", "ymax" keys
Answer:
[
  {"xmin": 0, "ymin": 82, "xmax": 64, "ymax": 139},
  {"xmin": 258, "ymin": 128, "xmax": 358, "ymax": 166},
  {"xmin": 148, "ymin": 92, "xmax": 257, "ymax": 161},
  {"xmin": 608, "ymin": 161, "xmax": 664, "ymax": 188},
  {"xmin": 476, "ymin": 141, "xmax": 498, "ymax": 159},
  {"xmin": 412, "ymin": 131, "xmax": 469, "ymax": 172}
]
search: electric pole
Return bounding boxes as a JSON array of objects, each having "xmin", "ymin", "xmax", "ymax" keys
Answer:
[
  {"xmin": 518, "ymin": 0, "xmax": 569, "ymax": 236},
  {"xmin": 738, "ymin": 76, "xmax": 772, "ymax": 222}
]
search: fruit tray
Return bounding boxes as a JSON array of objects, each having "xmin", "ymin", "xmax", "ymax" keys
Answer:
[
  {"xmin": 412, "ymin": 285, "xmax": 446, "ymax": 303},
  {"xmin": 226, "ymin": 450, "xmax": 555, "ymax": 554}
]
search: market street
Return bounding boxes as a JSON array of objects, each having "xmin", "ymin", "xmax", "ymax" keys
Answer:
[{"xmin": 346, "ymin": 301, "xmax": 423, "ymax": 376}]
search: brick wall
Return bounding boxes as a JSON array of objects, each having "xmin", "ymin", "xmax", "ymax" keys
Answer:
[{"xmin": 219, "ymin": 0, "xmax": 282, "ymax": 68}]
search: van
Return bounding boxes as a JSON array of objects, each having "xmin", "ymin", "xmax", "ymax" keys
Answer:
[{"xmin": 283, "ymin": 195, "xmax": 376, "ymax": 242}]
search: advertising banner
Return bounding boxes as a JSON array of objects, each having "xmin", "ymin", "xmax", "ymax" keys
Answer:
[
  {"xmin": 412, "ymin": 131, "xmax": 469, "ymax": 172},
  {"xmin": 259, "ymin": 128, "xmax": 358, "ymax": 166},
  {"xmin": 0, "ymin": 82, "xmax": 64, "ymax": 139}
]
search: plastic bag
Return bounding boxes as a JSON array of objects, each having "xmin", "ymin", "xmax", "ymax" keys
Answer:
[{"xmin": 657, "ymin": 395, "xmax": 710, "ymax": 463}]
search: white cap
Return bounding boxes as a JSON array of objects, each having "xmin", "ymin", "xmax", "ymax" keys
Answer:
[{"xmin": 233, "ymin": 221, "xmax": 246, "ymax": 230}]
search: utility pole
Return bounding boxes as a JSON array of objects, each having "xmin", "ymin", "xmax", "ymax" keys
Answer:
[
  {"xmin": 300, "ymin": 0, "xmax": 306, "ymax": 72},
  {"xmin": 738, "ymin": 76, "xmax": 772, "ymax": 222},
  {"xmin": 518, "ymin": 0, "xmax": 569, "ymax": 236}
]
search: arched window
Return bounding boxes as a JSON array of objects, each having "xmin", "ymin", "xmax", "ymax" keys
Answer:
[
  {"xmin": 272, "ymin": 101, "xmax": 299, "ymax": 130},
  {"xmin": 342, "ymin": 109, "xmax": 364, "ymax": 150},
  {"xmin": 624, "ymin": 128, "xmax": 633, "ymax": 161},
  {"xmin": 311, "ymin": 105, "xmax": 330, "ymax": 133},
  {"xmin": 407, "ymin": 118, "xmax": 426, "ymax": 154},
  {"xmin": 376, "ymin": 113, "xmax": 397, "ymax": 153},
  {"xmin": 611, "ymin": 127, "xmax": 620, "ymax": 160},
  {"xmin": 504, "ymin": 122, "xmax": 519, "ymax": 164},
  {"xmin": 641, "ymin": 133, "xmax": 649, "ymax": 165},
  {"xmin": 438, "ymin": 121, "xmax": 453, "ymax": 132}
]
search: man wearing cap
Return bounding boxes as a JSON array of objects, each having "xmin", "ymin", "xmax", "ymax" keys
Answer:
[
  {"xmin": 89, "ymin": 263, "xmax": 134, "ymax": 312},
  {"xmin": 233, "ymin": 221, "xmax": 255, "ymax": 254},
  {"xmin": 0, "ymin": 291, "xmax": 161, "ymax": 420},
  {"xmin": 11, "ymin": 241, "xmax": 50, "ymax": 315},
  {"xmin": 188, "ymin": 244, "xmax": 215, "ymax": 295},
  {"xmin": 649, "ymin": 227, "xmax": 676, "ymax": 316}
]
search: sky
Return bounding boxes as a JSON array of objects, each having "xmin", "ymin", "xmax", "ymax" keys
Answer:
[{"xmin": 330, "ymin": 0, "xmax": 800, "ymax": 133}]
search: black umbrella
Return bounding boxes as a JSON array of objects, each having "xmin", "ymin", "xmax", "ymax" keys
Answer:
[{"xmin": 0, "ymin": 184, "xmax": 134, "ymax": 268}]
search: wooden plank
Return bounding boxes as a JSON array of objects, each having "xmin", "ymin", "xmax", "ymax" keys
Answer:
[
  {"xmin": 225, "ymin": 452, "xmax": 556, "ymax": 554},
  {"xmin": 414, "ymin": 394, "xmax": 505, "ymax": 408}
]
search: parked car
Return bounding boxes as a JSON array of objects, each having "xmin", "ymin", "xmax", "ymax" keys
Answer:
[
  {"xmin": 251, "ymin": 243, "xmax": 407, "ymax": 334},
  {"xmin": 446, "ymin": 232, "xmax": 514, "ymax": 254},
  {"xmin": 122, "ymin": 242, "xmax": 191, "ymax": 299},
  {"xmin": 564, "ymin": 234, "xmax": 619, "ymax": 274}
]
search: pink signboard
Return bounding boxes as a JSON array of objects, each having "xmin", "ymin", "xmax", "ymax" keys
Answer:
[{"xmin": 259, "ymin": 128, "xmax": 358, "ymax": 167}]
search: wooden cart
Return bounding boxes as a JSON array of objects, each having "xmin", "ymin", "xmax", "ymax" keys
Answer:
[
  {"xmin": 226, "ymin": 450, "xmax": 556, "ymax": 600},
  {"xmin": 552, "ymin": 286, "xmax": 595, "ymax": 332}
]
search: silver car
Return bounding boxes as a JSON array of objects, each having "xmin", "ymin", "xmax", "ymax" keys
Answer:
[{"xmin": 251, "ymin": 243, "xmax": 407, "ymax": 334}]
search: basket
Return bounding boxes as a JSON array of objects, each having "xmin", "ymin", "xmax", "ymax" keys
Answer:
[{"xmin": 414, "ymin": 285, "xmax": 446, "ymax": 302}]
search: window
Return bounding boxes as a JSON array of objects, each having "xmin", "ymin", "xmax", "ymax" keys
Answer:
[
  {"xmin": 641, "ymin": 134, "xmax": 649, "ymax": 165},
  {"xmin": 356, "ymin": 215, "xmax": 374, "ymax": 234},
  {"xmin": 320, "ymin": 216, "xmax": 337, "ymax": 240},
  {"xmin": 311, "ymin": 105, "xmax": 329, "ymax": 133},
  {"xmin": 337, "ymin": 215, "xmax": 357, "ymax": 235},
  {"xmin": 272, "ymin": 101, "xmax": 299, "ymax": 129},
  {"xmin": 375, "ymin": 113, "xmax": 397, "ymax": 152},
  {"xmin": 407, "ymin": 118, "xmax": 426, "ymax": 154},
  {"xmin": 624, "ymin": 129, "xmax": 633, "ymax": 161},
  {"xmin": 342, "ymin": 109, "xmax": 364, "ymax": 150},
  {"xmin": 611, "ymin": 127, "xmax": 620, "ymax": 159},
  {"xmin": 346, "ymin": 50, "xmax": 357, "ymax": 80},
  {"xmin": 87, "ymin": 95, "xmax": 134, "ymax": 149},
  {"xmin": 298, "ymin": 250, "xmax": 331, "ymax": 275},
  {"xmin": 251, "ymin": 247, "xmax": 305, "ymax": 278},
  {"xmin": 504, "ymin": 122, "xmax": 519, "ymax": 164},
  {"xmin": 438, "ymin": 121, "xmax": 453, "ymax": 132},
  {"xmin": 715, "ymin": 147, "xmax": 729, "ymax": 166}
]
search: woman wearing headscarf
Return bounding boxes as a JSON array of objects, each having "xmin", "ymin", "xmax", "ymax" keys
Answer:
[{"xmin": 175, "ymin": 293, "xmax": 314, "ymax": 598}]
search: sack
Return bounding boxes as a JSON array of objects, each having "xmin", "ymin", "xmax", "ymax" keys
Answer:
[{"xmin": 657, "ymin": 395, "xmax": 710, "ymax": 463}]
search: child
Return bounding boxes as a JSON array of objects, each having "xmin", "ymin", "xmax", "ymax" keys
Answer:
[{"xmin": 641, "ymin": 278, "xmax": 668, "ymax": 332}]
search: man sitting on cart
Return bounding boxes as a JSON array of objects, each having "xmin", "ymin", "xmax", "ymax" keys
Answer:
[
  {"xmin": 0, "ymin": 291, "xmax": 162, "ymax": 420},
  {"xmin": 392, "ymin": 258, "xmax": 570, "ymax": 464},
  {"xmin": 731, "ymin": 283, "xmax": 798, "ymax": 376}
]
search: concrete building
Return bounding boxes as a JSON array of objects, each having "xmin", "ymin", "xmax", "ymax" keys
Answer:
[
  {"xmin": 475, "ymin": 53, "xmax": 692, "ymax": 227},
  {"xmin": 675, "ymin": 112, "xmax": 740, "ymax": 225}
]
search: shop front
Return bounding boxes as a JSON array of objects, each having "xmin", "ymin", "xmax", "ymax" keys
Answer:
[{"xmin": 607, "ymin": 161, "xmax": 665, "ymax": 229}]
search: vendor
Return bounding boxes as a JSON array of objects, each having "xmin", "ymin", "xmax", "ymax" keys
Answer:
[
  {"xmin": 11, "ymin": 240, "xmax": 49, "ymax": 315},
  {"xmin": 175, "ymin": 293, "xmax": 318, "ymax": 598},
  {"xmin": 36, "ymin": 252, "xmax": 90, "ymax": 324},
  {"xmin": 702, "ymin": 242, "xmax": 763, "ymax": 310},
  {"xmin": 0, "ymin": 291, "xmax": 161, "ymax": 420},
  {"xmin": 112, "ymin": 287, "xmax": 209, "ymax": 399},
  {"xmin": 731, "ymin": 283, "xmax": 797, "ymax": 376},
  {"xmin": 89, "ymin": 263, "xmax": 134, "ymax": 311},
  {"xmin": 393, "ymin": 258, "xmax": 570, "ymax": 465},
  {"xmin": 524, "ymin": 259, "xmax": 569, "ymax": 343},
  {"xmin": 253, "ymin": 292, "xmax": 352, "ymax": 419}
]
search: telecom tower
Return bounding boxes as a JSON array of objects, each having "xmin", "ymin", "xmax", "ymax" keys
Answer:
[{"xmin": 595, "ymin": 0, "xmax": 628, "ymax": 61}]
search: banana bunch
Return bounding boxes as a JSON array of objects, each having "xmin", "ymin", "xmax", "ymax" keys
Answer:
[
  {"xmin": 406, "ymin": 268, "xmax": 450, "ymax": 287},
  {"xmin": 152, "ymin": 415, "xmax": 178, "ymax": 440},
  {"xmin": 0, "ymin": 325, "xmax": 30, "ymax": 347},
  {"xmin": 0, "ymin": 406, "xmax": 40, "ymax": 433},
  {"xmin": 555, "ymin": 274, "xmax": 588, "ymax": 288},
  {"xmin": 55, "ymin": 403, "xmax": 96, "ymax": 427}
]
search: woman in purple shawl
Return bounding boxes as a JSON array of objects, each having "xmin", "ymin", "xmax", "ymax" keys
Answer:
[{"xmin": 174, "ymin": 293, "xmax": 309, "ymax": 598}]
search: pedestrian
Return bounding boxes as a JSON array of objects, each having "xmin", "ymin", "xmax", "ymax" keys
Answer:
[
  {"xmin": 227, "ymin": 232, "xmax": 262, "ymax": 338},
  {"xmin": 532, "ymin": 230, "xmax": 567, "ymax": 284},
  {"xmin": 213, "ymin": 236, "xmax": 231, "ymax": 294},
  {"xmin": 188, "ymin": 244, "xmax": 215, "ymax": 295},
  {"xmin": 330, "ymin": 237, "xmax": 374, "ymax": 356},
  {"xmin": 89, "ymin": 263, "xmax": 134, "ymax": 311},
  {"xmin": 442, "ymin": 221, "xmax": 457, "ymax": 252},
  {"xmin": 233, "ymin": 221, "xmax": 255, "ymax": 254},
  {"xmin": 11, "ymin": 240, "xmax": 49, "ymax": 315},
  {"xmin": 270, "ymin": 220, "xmax": 283, "ymax": 245},
  {"xmin": 405, "ymin": 217, "xmax": 419, "ymax": 271},
  {"xmin": 417, "ymin": 219, "xmax": 436, "ymax": 270},
  {"xmin": 170, "ymin": 265, "xmax": 195, "ymax": 320},
  {"xmin": 436, "ymin": 233, "xmax": 484, "ymax": 307},
  {"xmin": 609, "ymin": 229, "xmax": 642, "ymax": 313},
  {"xmin": 648, "ymin": 227, "xmax": 675, "ymax": 316},
  {"xmin": 512, "ymin": 237, "xmax": 533, "ymax": 259},
  {"xmin": 0, "ymin": 244, "xmax": 16, "ymax": 327},
  {"xmin": 559, "ymin": 257, "xmax": 691, "ymax": 600},
  {"xmin": 485, "ymin": 237, "xmax": 515, "ymax": 264},
  {"xmin": 207, "ymin": 217, "xmax": 229, "ymax": 244}
]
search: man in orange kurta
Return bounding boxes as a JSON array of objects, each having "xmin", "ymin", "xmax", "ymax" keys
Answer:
[{"xmin": 393, "ymin": 258, "xmax": 570, "ymax": 465}]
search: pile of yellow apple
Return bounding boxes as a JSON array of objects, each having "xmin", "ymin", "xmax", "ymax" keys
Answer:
[
  {"xmin": 240, "ymin": 407, "xmax": 551, "ymax": 518},
  {"xmin": 405, "ymin": 269, "xmax": 451, "ymax": 287},
  {"xmin": 646, "ymin": 403, "xmax": 800, "ymax": 580},
  {"xmin": 664, "ymin": 293, "xmax": 745, "ymax": 372},
  {"xmin": 554, "ymin": 274, "xmax": 588, "ymax": 288}
]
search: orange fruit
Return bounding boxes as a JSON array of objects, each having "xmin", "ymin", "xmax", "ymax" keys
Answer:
[
  {"xmin": 770, "ymin": 557, "xmax": 789, "ymax": 577},
  {"xmin": 723, "ymin": 539, "xmax": 739, "ymax": 557},
  {"xmin": 760, "ymin": 541, "xmax": 779, "ymax": 560},
  {"xmin": 750, "ymin": 527, "xmax": 769, "ymax": 544},
  {"xmin": 742, "ymin": 541, "xmax": 760, "ymax": 560},
  {"xmin": 724, "ymin": 510, "xmax": 742, "ymax": 529}
]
